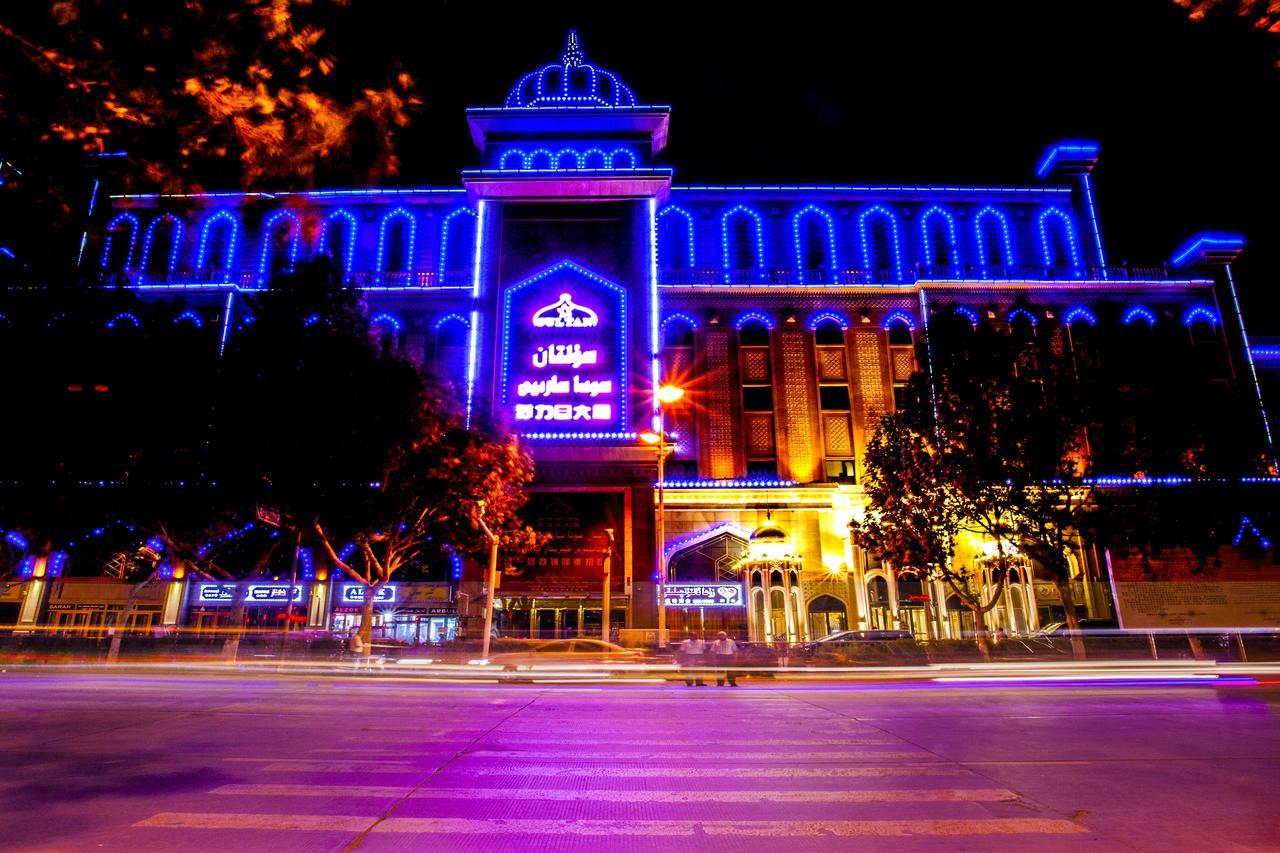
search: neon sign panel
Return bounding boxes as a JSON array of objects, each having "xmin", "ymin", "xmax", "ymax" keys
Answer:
[
  {"xmin": 500, "ymin": 260, "xmax": 627, "ymax": 436},
  {"xmin": 664, "ymin": 583, "xmax": 745, "ymax": 608}
]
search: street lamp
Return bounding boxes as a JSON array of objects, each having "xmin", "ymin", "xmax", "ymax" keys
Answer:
[{"xmin": 639, "ymin": 383, "xmax": 684, "ymax": 647}]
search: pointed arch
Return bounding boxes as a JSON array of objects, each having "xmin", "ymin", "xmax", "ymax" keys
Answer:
[
  {"xmin": 1123, "ymin": 305, "xmax": 1157, "ymax": 326},
  {"xmin": 1007, "ymin": 307, "xmax": 1039, "ymax": 329},
  {"xmin": 174, "ymin": 309, "xmax": 203, "ymax": 329},
  {"xmin": 140, "ymin": 213, "xmax": 183, "ymax": 275},
  {"xmin": 1182, "ymin": 305, "xmax": 1219, "ymax": 327},
  {"xmin": 974, "ymin": 206, "xmax": 1014, "ymax": 271},
  {"xmin": 721, "ymin": 205, "xmax": 765, "ymax": 282},
  {"xmin": 954, "ymin": 305, "xmax": 981, "ymax": 326},
  {"xmin": 438, "ymin": 207, "xmax": 477, "ymax": 278},
  {"xmin": 661, "ymin": 312, "xmax": 698, "ymax": 347},
  {"xmin": 196, "ymin": 209, "xmax": 239, "ymax": 277},
  {"xmin": 1063, "ymin": 306, "xmax": 1097, "ymax": 327},
  {"xmin": 1038, "ymin": 206, "xmax": 1082, "ymax": 271},
  {"xmin": 375, "ymin": 207, "xmax": 416, "ymax": 274},
  {"xmin": 257, "ymin": 209, "xmax": 302, "ymax": 283},
  {"xmin": 734, "ymin": 311, "xmax": 775, "ymax": 330},
  {"xmin": 658, "ymin": 205, "xmax": 696, "ymax": 270},
  {"xmin": 858, "ymin": 205, "xmax": 904, "ymax": 281},
  {"xmin": 101, "ymin": 212, "xmax": 140, "ymax": 270},
  {"xmin": 919, "ymin": 205, "xmax": 959, "ymax": 269},
  {"xmin": 317, "ymin": 208, "xmax": 358, "ymax": 275},
  {"xmin": 106, "ymin": 311, "xmax": 141, "ymax": 330},
  {"xmin": 792, "ymin": 204, "xmax": 838, "ymax": 284},
  {"xmin": 370, "ymin": 312, "xmax": 403, "ymax": 334},
  {"xmin": 883, "ymin": 310, "xmax": 916, "ymax": 332}
]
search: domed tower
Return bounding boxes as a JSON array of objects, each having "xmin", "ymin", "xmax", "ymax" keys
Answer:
[{"xmin": 461, "ymin": 33, "xmax": 672, "ymax": 637}]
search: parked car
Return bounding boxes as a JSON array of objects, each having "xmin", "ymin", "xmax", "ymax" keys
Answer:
[
  {"xmin": 475, "ymin": 638, "xmax": 656, "ymax": 670},
  {"xmin": 800, "ymin": 629, "xmax": 926, "ymax": 663},
  {"xmin": 1033, "ymin": 619, "xmax": 1121, "ymax": 636}
]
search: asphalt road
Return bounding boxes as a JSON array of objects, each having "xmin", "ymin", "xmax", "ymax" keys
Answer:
[{"xmin": 0, "ymin": 669, "xmax": 1277, "ymax": 851}]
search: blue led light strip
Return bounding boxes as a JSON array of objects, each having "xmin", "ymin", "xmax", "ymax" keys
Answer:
[
  {"xmin": 919, "ymin": 205, "xmax": 959, "ymax": 268},
  {"xmin": 195, "ymin": 210, "xmax": 239, "ymax": 281},
  {"xmin": 439, "ymin": 207, "xmax": 477, "ymax": 278},
  {"xmin": 101, "ymin": 212, "xmax": 140, "ymax": 270},
  {"xmin": 657, "ymin": 205, "xmax": 696, "ymax": 270},
  {"xmin": 375, "ymin": 207, "xmax": 416, "ymax": 274},
  {"xmin": 883, "ymin": 310, "xmax": 916, "ymax": 331},
  {"xmin": 1080, "ymin": 173, "xmax": 1107, "ymax": 272},
  {"xmin": 721, "ymin": 205, "xmax": 765, "ymax": 283},
  {"xmin": 140, "ymin": 213, "xmax": 183, "ymax": 278},
  {"xmin": 808, "ymin": 310, "xmax": 850, "ymax": 331},
  {"xmin": 464, "ymin": 200, "xmax": 486, "ymax": 430},
  {"xmin": 1037, "ymin": 207, "xmax": 1083, "ymax": 274},
  {"xmin": 792, "ymin": 204, "xmax": 838, "ymax": 285},
  {"xmin": 1224, "ymin": 264, "xmax": 1276, "ymax": 464},
  {"xmin": 1035, "ymin": 142, "xmax": 1100, "ymax": 179},
  {"xmin": 317, "ymin": 208, "xmax": 358, "ymax": 276},
  {"xmin": 973, "ymin": 206, "xmax": 1014, "ymax": 273},
  {"xmin": 858, "ymin": 205, "xmax": 904, "ymax": 282},
  {"xmin": 256, "ymin": 209, "xmax": 302, "ymax": 285},
  {"xmin": 734, "ymin": 311, "xmax": 774, "ymax": 330}
]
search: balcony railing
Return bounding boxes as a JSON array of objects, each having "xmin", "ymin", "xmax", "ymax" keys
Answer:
[
  {"xmin": 660, "ymin": 264, "xmax": 1182, "ymax": 287},
  {"xmin": 99, "ymin": 268, "xmax": 475, "ymax": 290}
]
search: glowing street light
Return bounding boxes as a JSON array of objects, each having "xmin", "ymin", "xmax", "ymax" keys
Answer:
[{"xmin": 644, "ymin": 382, "xmax": 684, "ymax": 647}]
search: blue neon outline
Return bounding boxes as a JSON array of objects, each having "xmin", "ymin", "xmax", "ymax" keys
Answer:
[
  {"xmin": 1037, "ymin": 206, "xmax": 1083, "ymax": 273},
  {"xmin": 106, "ymin": 311, "xmax": 141, "ymax": 330},
  {"xmin": 792, "ymin": 204, "xmax": 838, "ymax": 284},
  {"xmin": 438, "ymin": 207, "xmax": 477, "ymax": 278},
  {"xmin": 195, "ymin": 210, "xmax": 240, "ymax": 280},
  {"xmin": 808, "ymin": 310, "xmax": 850, "ymax": 331},
  {"xmin": 1182, "ymin": 305, "xmax": 1219, "ymax": 327},
  {"xmin": 433, "ymin": 312, "xmax": 470, "ymax": 332},
  {"xmin": 1122, "ymin": 305, "xmax": 1157, "ymax": 326},
  {"xmin": 1062, "ymin": 306, "xmax": 1097, "ymax": 326},
  {"xmin": 883, "ymin": 310, "xmax": 916, "ymax": 332},
  {"xmin": 734, "ymin": 311, "xmax": 775, "ymax": 330},
  {"xmin": 317, "ymin": 208, "xmax": 358, "ymax": 275},
  {"xmin": 721, "ymin": 205, "xmax": 765, "ymax": 283},
  {"xmin": 498, "ymin": 259, "xmax": 628, "ymax": 435},
  {"xmin": 140, "ymin": 213, "xmax": 183, "ymax": 276},
  {"xmin": 1007, "ymin": 307, "xmax": 1039, "ymax": 328},
  {"xmin": 101, "ymin": 212, "xmax": 140, "ymax": 270},
  {"xmin": 370, "ymin": 312, "xmax": 404, "ymax": 333},
  {"xmin": 1035, "ymin": 141, "xmax": 1100, "ymax": 179},
  {"xmin": 375, "ymin": 207, "xmax": 416, "ymax": 274},
  {"xmin": 174, "ymin": 309, "xmax": 203, "ymax": 329},
  {"xmin": 919, "ymin": 205, "xmax": 959, "ymax": 268},
  {"xmin": 954, "ymin": 306, "xmax": 980, "ymax": 326},
  {"xmin": 973, "ymin": 206, "xmax": 1014, "ymax": 272},
  {"xmin": 657, "ymin": 205, "xmax": 696, "ymax": 270},
  {"xmin": 256, "ymin": 209, "xmax": 302, "ymax": 284},
  {"xmin": 858, "ymin": 205, "xmax": 904, "ymax": 281}
]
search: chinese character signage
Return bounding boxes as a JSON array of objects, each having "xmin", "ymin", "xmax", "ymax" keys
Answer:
[
  {"xmin": 500, "ymin": 261, "xmax": 627, "ymax": 436},
  {"xmin": 341, "ymin": 584, "xmax": 397, "ymax": 604},
  {"xmin": 664, "ymin": 583, "xmax": 745, "ymax": 608}
]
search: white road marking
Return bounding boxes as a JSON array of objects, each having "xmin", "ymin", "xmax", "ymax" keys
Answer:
[
  {"xmin": 134, "ymin": 813, "xmax": 1086, "ymax": 836},
  {"xmin": 464, "ymin": 749, "xmax": 929, "ymax": 760},
  {"xmin": 467, "ymin": 765, "xmax": 972, "ymax": 778},
  {"xmin": 210, "ymin": 784, "xmax": 411, "ymax": 798}
]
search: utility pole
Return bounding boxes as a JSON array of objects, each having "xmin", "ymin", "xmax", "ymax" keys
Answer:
[{"xmin": 477, "ymin": 502, "xmax": 500, "ymax": 662}]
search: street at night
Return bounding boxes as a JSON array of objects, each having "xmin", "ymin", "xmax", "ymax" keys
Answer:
[{"xmin": 1, "ymin": 669, "xmax": 1277, "ymax": 851}]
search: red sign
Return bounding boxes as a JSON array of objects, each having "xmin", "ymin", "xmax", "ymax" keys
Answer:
[{"xmin": 908, "ymin": 594, "xmax": 932, "ymax": 601}]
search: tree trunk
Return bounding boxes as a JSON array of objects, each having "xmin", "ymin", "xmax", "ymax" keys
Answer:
[
  {"xmin": 360, "ymin": 584, "xmax": 377, "ymax": 661},
  {"xmin": 1055, "ymin": 578, "xmax": 1087, "ymax": 661},
  {"xmin": 970, "ymin": 608, "xmax": 992, "ymax": 662},
  {"xmin": 107, "ymin": 578, "xmax": 151, "ymax": 663},
  {"xmin": 221, "ymin": 584, "xmax": 248, "ymax": 662}
]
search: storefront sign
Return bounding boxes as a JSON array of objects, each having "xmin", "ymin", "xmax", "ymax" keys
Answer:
[
  {"xmin": 341, "ymin": 584, "xmax": 397, "ymax": 604},
  {"xmin": 428, "ymin": 605, "xmax": 457, "ymax": 615},
  {"xmin": 664, "ymin": 583, "xmax": 744, "ymax": 608},
  {"xmin": 499, "ymin": 262, "xmax": 627, "ymax": 436},
  {"xmin": 196, "ymin": 583, "xmax": 304, "ymax": 605}
]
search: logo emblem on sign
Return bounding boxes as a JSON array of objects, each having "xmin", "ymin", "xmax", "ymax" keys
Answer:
[{"xmin": 532, "ymin": 293, "xmax": 599, "ymax": 328}]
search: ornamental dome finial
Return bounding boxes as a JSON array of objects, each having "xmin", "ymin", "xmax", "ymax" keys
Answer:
[{"xmin": 562, "ymin": 30, "xmax": 584, "ymax": 68}]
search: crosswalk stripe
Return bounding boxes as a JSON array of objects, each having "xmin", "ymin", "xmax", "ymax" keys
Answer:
[
  {"xmin": 464, "ymin": 750, "xmax": 930, "ymax": 760},
  {"xmin": 258, "ymin": 762, "xmax": 427, "ymax": 773},
  {"xmin": 466, "ymin": 765, "xmax": 972, "ymax": 778},
  {"xmin": 135, "ymin": 814, "xmax": 1086, "ymax": 837},
  {"xmin": 373, "ymin": 817, "xmax": 1088, "ymax": 837},
  {"xmin": 206, "ymin": 784, "xmax": 1016, "ymax": 803}
]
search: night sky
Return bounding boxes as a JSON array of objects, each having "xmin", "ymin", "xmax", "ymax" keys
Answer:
[{"xmin": 343, "ymin": 1, "xmax": 1280, "ymax": 333}]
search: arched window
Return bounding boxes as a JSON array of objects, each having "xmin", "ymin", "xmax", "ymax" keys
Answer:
[
  {"xmin": 376, "ymin": 207, "xmax": 415, "ymax": 274},
  {"xmin": 438, "ymin": 207, "xmax": 477, "ymax": 278},
  {"xmin": 721, "ymin": 205, "xmax": 765, "ymax": 282},
  {"xmin": 792, "ymin": 205, "xmax": 837, "ymax": 284},
  {"xmin": 582, "ymin": 148, "xmax": 608, "ymax": 169},
  {"xmin": 528, "ymin": 148, "xmax": 554, "ymax": 170},
  {"xmin": 433, "ymin": 313, "xmax": 470, "ymax": 388},
  {"xmin": 658, "ymin": 205, "xmax": 696, "ymax": 271},
  {"xmin": 736, "ymin": 312, "xmax": 773, "ymax": 347},
  {"xmin": 140, "ymin": 214, "xmax": 183, "ymax": 276},
  {"xmin": 1038, "ymin": 207, "xmax": 1082, "ymax": 272},
  {"xmin": 370, "ymin": 312, "xmax": 403, "ymax": 348},
  {"xmin": 257, "ymin": 209, "xmax": 302, "ymax": 283},
  {"xmin": 174, "ymin": 309, "xmax": 203, "ymax": 329},
  {"xmin": 919, "ymin": 205, "xmax": 959, "ymax": 270},
  {"xmin": 498, "ymin": 149, "xmax": 526, "ymax": 170},
  {"xmin": 196, "ymin": 210, "xmax": 239, "ymax": 277},
  {"xmin": 555, "ymin": 148, "xmax": 580, "ymax": 170},
  {"xmin": 1183, "ymin": 305, "xmax": 1219, "ymax": 345},
  {"xmin": 807, "ymin": 594, "xmax": 849, "ymax": 638},
  {"xmin": 101, "ymin": 212, "xmax": 140, "ymax": 271},
  {"xmin": 318, "ymin": 209, "xmax": 358, "ymax": 276},
  {"xmin": 809, "ymin": 311, "xmax": 848, "ymax": 346},
  {"xmin": 106, "ymin": 312, "xmax": 142, "ymax": 331},
  {"xmin": 858, "ymin": 205, "xmax": 904, "ymax": 281},
  {"xmin": 1122, "ymin": 305, "xmax": 1157, "ymax": 328},
  {"xmin": 884, "ymin": 311, "xmax": 915, "ymax": 346},
  {"xmin": 1008, "ymin": 307, "xmax": 1038, "ymax": 337},
  {"xmin": 610, "ymin": 148, "xmax": 637, "ymax": 169},
  {"xmin": 974, "ymin": 206, "xmax": 1014, "ymax": 272},
  {"xmin": 954, "ymin": 305, "xmax": 981, "ymax": 327},
  {"xmin": 662, "ymin": 313, "xmax": 697, "ymax": 347}
]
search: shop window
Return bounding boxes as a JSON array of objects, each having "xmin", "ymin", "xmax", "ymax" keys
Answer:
[{"xmin": 824, "ymin": 459, "xmax": 857, "ymax": 483}]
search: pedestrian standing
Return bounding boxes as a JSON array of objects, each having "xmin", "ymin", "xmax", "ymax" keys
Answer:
[
  {"xmin": 679, "ymin": 634, "xmax": 707, "ymax": 686},
  {"xmin": 711, "ymin": 631, "xmax": 739, "ymax": 687}
]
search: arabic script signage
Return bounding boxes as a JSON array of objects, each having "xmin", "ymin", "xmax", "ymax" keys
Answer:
[
  {"xmin": 499, "ymin": 262, "xmax": 627, "ymax": 436},
  {"xmin": 196, "ymin": 583, "xmax": 305, "ymax": 606},
  {"xmin": 664, "ymin": 583, "xmax": 745, "ymax": 608},
  {"xmin": 341, "ymin": 584, "xmax": 397, "ymax": 604}
]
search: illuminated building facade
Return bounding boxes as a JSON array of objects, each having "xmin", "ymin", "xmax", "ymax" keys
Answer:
[{"xmin": 96, "ymin": 34, "xmax": 1275, "ymax": 641}]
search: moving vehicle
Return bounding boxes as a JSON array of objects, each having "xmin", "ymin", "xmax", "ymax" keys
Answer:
[
  {"xmin": 477, "ymin": 638, "xmax": 657, "ymax": 670},
  {"xmin": 802, "ymin": 629, "xmax": 916, "ymax": 652},
  {"xmin": 1033, "ymin": 619, "xmax": 1121, "ymax": 636}
]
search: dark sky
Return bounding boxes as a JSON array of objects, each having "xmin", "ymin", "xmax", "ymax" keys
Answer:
[{"xmin": 346, "ymin": 1, "xmax": 1280, "ymax": 331}]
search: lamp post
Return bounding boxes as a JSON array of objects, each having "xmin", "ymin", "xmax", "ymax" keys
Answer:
[
  {"xmin": 476, "ymin": 501, "xmax": 500, "ymax": 663},
  {"xmin": 640, "ymin": 384, "xmax": 684, "ymax": 648}
]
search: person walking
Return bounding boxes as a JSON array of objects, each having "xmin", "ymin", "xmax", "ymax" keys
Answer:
[
  {"xmin": 679, "ymin": 634, "xmax": 707, "ymax": 686},
  {"xmin": 711, "ymin": 631, "xmax": 739, "ymax": 687}
]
